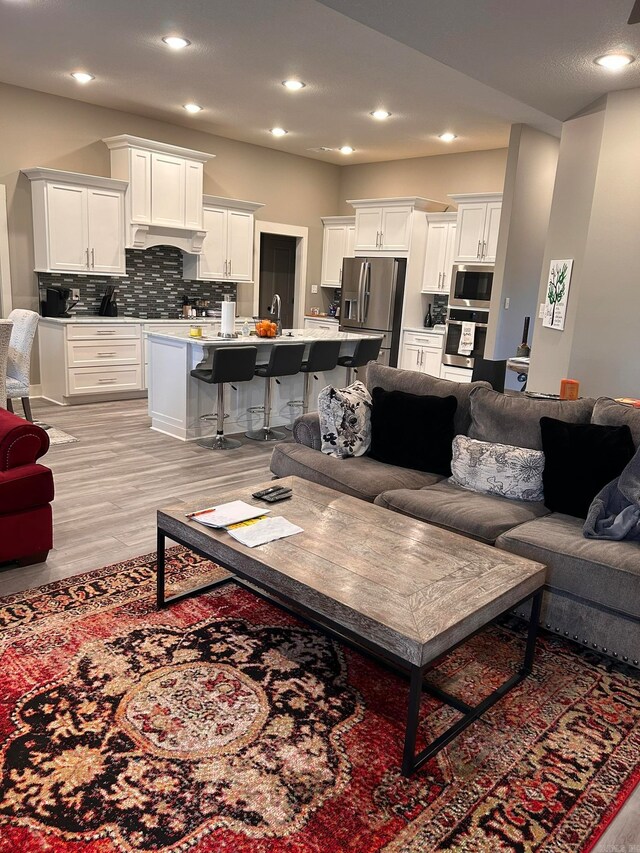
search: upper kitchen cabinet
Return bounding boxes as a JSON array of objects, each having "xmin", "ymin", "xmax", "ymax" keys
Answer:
[
  {"xmin": 449, "ymin": 193, "xmax": 502, "ymax": 264},
  {"xmin": 23, "ymin": 168, "xmax": 127, "ymax": 276},
  {"xmin": 320, "ymin": 216, "xmax": 355, "ymax": 287},
  {"xmin": 347, "ymin": 198, "xmax": 443, "ymax": 256},
  {"xmin": 422, "ymin": 212, "xmax": 457, "ymax": 294},
  {"xmin": 102, "ymin": 135, "xmax": 215, "ymax": 253},
  {"xmin": 183, "ymin": 196, "xmax": 264, "ymax": 282}
]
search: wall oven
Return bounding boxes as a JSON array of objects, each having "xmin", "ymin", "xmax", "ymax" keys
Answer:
[
  {"xmin": 443, "ymin": 308, "xmax": 489, "ymax": 369},
  {"xmin": 450, "ymin": 264, "xmax": 494, "ymax": 309}
]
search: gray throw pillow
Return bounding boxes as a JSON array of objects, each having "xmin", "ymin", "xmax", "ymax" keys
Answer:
[
  {"xmin": 318, "ymin": 381, "xmax": 372, "ymax": 458},
  {"xmin": 591, "ymin": 397, "xmax": 640, "ymax": 448},
  {"xmin": 450, "ymin": 435, "xmax": 545, "ymax": 501}
]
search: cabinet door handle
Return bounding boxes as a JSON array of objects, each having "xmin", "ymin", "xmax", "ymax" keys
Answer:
[
  {"xmin": 375, "ymin": 231, "xmax": 379, "ymax": 248},
  {"xmin": 441, "ymin": 272, "xmax": 446, "ymax": 289},
  {"xmin": 85, "ymin": 248, "xmax": 90, "ymax": 268},
  {"xmin": 380, "ymin": 231, "xmax": 383, "ymax": 248},
  {"xmin": 437, "ymin": 272, "xmax": 442, "ymax": 289},
  {"xmin": 95, "ymin": 330, "xmax": 115, "ymax": 335},
  {"xmin": 97, "ymin": 352, "xmax": 116, "ymax": 357},
  {"xmin": 339, "ymin": 267, "xmax": 342, "ymax": 284},
  {"xmin": 98, "ymin": 378, "xmax": 117, "ymax": 384},
  {"xmin": 91, "ymin": 248, "xmax": 95, "ymax": 268},
  {"xmin": 482, "ymin": 240, "xmax": 487, "ymax": 259},
  {"xmin": 228, "ymin": 259, "xmax": 232, "ymax": 276},
  {"xmin": 477, "ymin": 241, "xmax": 482, "ymax": 259}
]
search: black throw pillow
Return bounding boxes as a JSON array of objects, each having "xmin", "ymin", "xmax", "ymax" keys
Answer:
[
  {"xmin": 540, "ymin": 417, "xmax": 635, "ymax": 519},
  {"xmin": 369, "ymin": 387, "xmax": 457, "ymax": 475}
]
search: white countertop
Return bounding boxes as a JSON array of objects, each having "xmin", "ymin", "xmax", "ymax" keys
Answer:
[
  {"xmin": 147, "ymin": 328, "xmax": 377, "ymax": 345},
  {"xmin": 403, "ymin": 325, "xmax": 446, "ymax": 335}
]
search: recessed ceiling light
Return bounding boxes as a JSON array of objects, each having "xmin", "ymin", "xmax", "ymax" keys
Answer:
[
  {"xmin": 438, "ymin": 132, "xmax": 457, "ymax": 142},
  {"xmin": 162, "ymin": 36, "xmax": 191, "ymax": 50},
  {"xmin": 339, "ymin": 146, "xmax": 354, "ymax": 154},
  {"xmin": 282, "ymin": 79, "xmax": 305, "ymax": 90},
  {"xmin": 70, "ymin": 72, "xmax": 94, "ymax": 84},
  {"xmin": 270, "ymin": 127, "xmax": 288, "ymax": 136},
  {"xmin": 183, "ymin": 103, "xmax": 203, "ymax": 113},
  {"xmin": 594, "ymin": 52, "xmax": 635, "ymax": 70},
  {"xmin": 370, "ymin": 109, "xmax": 391, "ymax": 120}
]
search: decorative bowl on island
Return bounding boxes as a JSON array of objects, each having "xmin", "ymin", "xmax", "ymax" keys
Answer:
[{"xmin": 255, "ymin": 320, "xmax": 278, "ymax": 337}]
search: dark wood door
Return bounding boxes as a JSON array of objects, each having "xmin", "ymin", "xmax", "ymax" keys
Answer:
[{"xmin": 259, "ymin": 233, "xmax": 296, "ymax": 328}]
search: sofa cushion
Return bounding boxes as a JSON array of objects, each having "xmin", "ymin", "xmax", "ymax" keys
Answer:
[
  {"xmin": 0, "ymin": 463, "xmax": 54, "ymax": 514},
  {"xmin": 374, "ymin": 480, "xmax": 550, "ymax": 544},
  {"xmin": 270, "ymin": 442, "xmax": 443, "ymax": 502},
  {"xmin": 366, "ymin": 362, "xmax": 490, "ymax": 437},
  {"xmin": 369, "ymin": 388, "xmax": 457, "ymax": 475},
  {"xmin": 592, "ymin": 397, "xmax": 640, "ymax": 448},
  {"xmin": 496, "ymin": 513, "xmax": 640, "ymax": 619},
  {"xmin": 450, "ymin": 435, "xmax": 545, "ymax": 502},
  {"xmin": 468, "ymin": 387, "xmax": 595, "ymax": 450},
  {"xmin": 318, "ymin": 381, "xmax": 372, "ymax": 458},
  {"xmin": 540, "ymin": 418, "xmax": 635, "ymax": 519}
]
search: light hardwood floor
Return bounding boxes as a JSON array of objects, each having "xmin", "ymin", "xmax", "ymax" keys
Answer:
[{"xmin": 0, "ymin": 398, "xmax": 637, "ymax": 850}]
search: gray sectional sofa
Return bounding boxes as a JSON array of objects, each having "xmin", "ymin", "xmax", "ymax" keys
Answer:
[{"xmin": 270, "ymin": 363, "xmax": 640, "ymax": 670}]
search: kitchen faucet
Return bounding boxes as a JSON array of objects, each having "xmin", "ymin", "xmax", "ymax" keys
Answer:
[{"xmin": 269, "ymin": 293, "xmax": 282, "ymax": 336}]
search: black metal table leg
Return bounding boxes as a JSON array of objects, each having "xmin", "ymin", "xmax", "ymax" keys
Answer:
[
  {"xmin": 156, "ymin": 528, "xmax": 166, "ymax": 608},
  {"xmin": 401, "ymin": 590, "xmax": 543, "ymax": 776}
]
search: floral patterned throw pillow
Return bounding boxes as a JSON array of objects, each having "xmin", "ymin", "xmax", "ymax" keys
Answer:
[
  {"xmin": 318, "ymin": 381, "xmax": 372, "ymax": 458},
  {"xmin": 450, "ymin": 435, "xmax": 545, "ymax": 501}
]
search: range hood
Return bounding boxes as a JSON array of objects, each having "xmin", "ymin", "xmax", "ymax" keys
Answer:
[{"xmin": 103, "ymin": 135, "xmax": 215, "ymax": 254}]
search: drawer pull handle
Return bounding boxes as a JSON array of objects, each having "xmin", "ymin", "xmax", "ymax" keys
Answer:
[
  {"xmin": 98, "ymin": 378, "xmax": 117, "ymax": 383},
  {"xmin": 95, "ymin": 331, "xmax": 116, "ymax": 335}
]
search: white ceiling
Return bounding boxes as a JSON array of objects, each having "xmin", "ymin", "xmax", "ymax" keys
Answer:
[{"xmin": 0, "ymin": 0, "xmax": 637, "ymax": 164}]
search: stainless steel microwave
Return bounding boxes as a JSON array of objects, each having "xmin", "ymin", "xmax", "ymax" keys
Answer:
[{"xmin": 450, "ymin": 264, "xmax": 494, "ymax": 309}]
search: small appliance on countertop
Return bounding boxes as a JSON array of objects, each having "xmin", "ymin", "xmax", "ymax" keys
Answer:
[
  {"xmin": 40, "ymin": 285, "xmax": 79, "ymax": 318},
  {"xmin": 98, "ymin": 284, "xmax": 118, "ymax": 317}
]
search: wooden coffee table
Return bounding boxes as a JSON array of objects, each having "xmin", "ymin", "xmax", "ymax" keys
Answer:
[{"xmin": 156, "ymin": 476, "xmax": 546, "ymax": 776}]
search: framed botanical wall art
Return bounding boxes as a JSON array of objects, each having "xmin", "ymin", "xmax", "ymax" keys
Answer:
[{"xmin": 543, "ymin": 258, "xmax": 573, "ymax": 331}]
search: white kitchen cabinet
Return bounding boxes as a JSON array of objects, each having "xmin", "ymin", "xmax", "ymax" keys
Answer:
[
  {"xmin": 320, "ymin": 216, "xmax": 355, "ymax": 287},
  {"xmin": 103, "ymin": 135, "xmax": 215, "ymax": 253},
  {"xmin": 348, "ymin": 197, "xmax": 440, "ymax": 256},
  {"xmin": 39, "ymin": 320, "xmax": 144, "ymax": 405},
  {"xmin": 422, "ymin": 213, "xmax": 457, "ymax": 293},
  {"xmin": 400, "ymin": 330, "xmax": 443, "ymax": 378},
  {"xmin": 303, "ymin": 316, "xmax": 339, "ymax": 330},
  {"xmin": 23, "ymin": 168, "xmax": 127, "ymax": 275},
  {"xmin": 449, "ymin": 193, "xmax": 502, "ymax": 264},
  {"xmin": 440, "ymin": 365, "xmax": 473, "ymax": 383},
  {"xmin": 183, "ymin": 196, "xmax": 264, "ymax": 283}
]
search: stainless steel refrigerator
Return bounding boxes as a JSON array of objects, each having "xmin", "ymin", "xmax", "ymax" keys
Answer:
[{"xmin": 339, "ymin": 257, "xmax": 407, "ymax": 367}]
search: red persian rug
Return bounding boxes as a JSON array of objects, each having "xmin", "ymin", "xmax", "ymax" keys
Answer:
[{"xmin": 0, "ymin": 548, "xmax": 638, "ymax": 853}]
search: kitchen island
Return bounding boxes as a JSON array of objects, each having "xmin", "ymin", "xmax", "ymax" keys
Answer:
[{"xmin": 146, "ymin": 328, "xmax": 375, "ymax": 440}]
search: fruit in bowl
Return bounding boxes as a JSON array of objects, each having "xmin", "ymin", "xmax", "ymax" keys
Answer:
[{"xmin": 255, "ymin": 319, "xmax": 278, "ymax": 337}]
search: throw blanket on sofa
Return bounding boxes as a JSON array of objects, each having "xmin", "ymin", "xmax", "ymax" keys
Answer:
[{"xmin": 583, "ymin": 445, "xmax": 640, "ymax": 540}]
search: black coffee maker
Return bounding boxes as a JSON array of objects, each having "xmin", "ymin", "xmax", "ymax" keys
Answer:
[{"xmin": 40, "ymin": 285, "xmax": 79, "ymax": 318}]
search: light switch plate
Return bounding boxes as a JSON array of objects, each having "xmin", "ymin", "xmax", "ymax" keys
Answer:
[
  {"xmin": 71, "ymin": 288, "xmax": 80, "ymax": 301},
  {"xmin": 539, "ymin": 303, "xmax": 545, "ymax": 318},
  {"xmin": 504, "ymin": 297, "xmax": 510, "ymax": 309},
  {"xmin": 311, "ymin": 285, "xmax": 318, "ymax": 294}
]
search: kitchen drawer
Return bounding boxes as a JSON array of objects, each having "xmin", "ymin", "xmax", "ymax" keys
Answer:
[
  {"xmin": 66, "ymin": 323, "xmax": 140, "ymax": 340},
  {"xmin": 67, "ymin": 339, "xmax": 141, "ymax": 367},
  {"xmin": 67, "ymin": 365, "xmax": 143, "ymax": 395},
  {"xmin": 403, "ymin": 331, "xmax": 443, "ymax": 349}
]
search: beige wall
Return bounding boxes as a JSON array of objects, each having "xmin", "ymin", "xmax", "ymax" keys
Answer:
[
  {"xmin": 337, "ymin": 148, "xmax": 508, "ymax": 211},
  {"xmin": 0, "ymin": 82, "xmax": 342, "ymax": 324},
  {"xmin": 486, "ymin": 124, "xmax": 559, "ymax": 387}
]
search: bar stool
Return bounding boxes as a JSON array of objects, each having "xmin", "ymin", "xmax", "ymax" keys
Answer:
[
  {"xmin": 245, "ymin": 343, "xmax": 306, "ymax": 441},
  {"xmin": 287, "ymin": 340, "xmax": 342, "ymax": 424},
  {"xmin": 338, "ymin": 336, "xmax": 383, "ymax": 385},
  {"xmin": 190, "ymin": 346, "xmax": 257, "ymax": 450}
]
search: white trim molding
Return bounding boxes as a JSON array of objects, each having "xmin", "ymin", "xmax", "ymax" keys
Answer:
[
  {"xmin": 253, "ymin": 221, "xmax": 308, "ymax": 329},
  {"xmin": 0, "ymin": 185, "xmax": 13, "ymax": 316}
]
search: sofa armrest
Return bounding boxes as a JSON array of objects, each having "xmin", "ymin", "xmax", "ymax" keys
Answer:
[
  {"xmin": 292, "ymin": 413, "xmax": 322, "ymax": 450},
  {"xmin": 0, "ymin": 408, "xmax": 49, "ymax": 471}
]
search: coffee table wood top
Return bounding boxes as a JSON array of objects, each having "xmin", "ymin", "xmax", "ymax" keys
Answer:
[{"xmin": 158, "ymin": 476, "xmax": 546, "ymax": 667}]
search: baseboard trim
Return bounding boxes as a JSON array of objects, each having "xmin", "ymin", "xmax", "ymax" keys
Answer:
[{"xmin": 29, "ymin": 384, "xmax": 42, "ymax": 397}]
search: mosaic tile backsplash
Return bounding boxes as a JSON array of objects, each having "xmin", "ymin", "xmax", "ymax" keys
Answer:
[{"xmin": 37, "ymin": 246, "xmax": 238, "ymax": 319}]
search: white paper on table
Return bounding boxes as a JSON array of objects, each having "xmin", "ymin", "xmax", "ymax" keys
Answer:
[
  {"xmin": 226, "ymin": 516, "xmax": 303, "ymax": 548},
  {"xmin": 188, "ymin": 500, "xmax": 269, "ymax": 528}
]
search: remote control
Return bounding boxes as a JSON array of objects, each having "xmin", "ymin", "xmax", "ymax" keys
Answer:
[
  {"xmin": 252, "ymin": 486, "xmax": 288, "ymax": 499},
  {"xmin": 261, "ymin": 490, "xmax": 292, "ymax": 503}
]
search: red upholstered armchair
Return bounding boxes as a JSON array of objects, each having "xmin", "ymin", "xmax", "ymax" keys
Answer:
[{"xmin": 0, "ymin": 408, "xmax": 54, "ymax": 566}]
